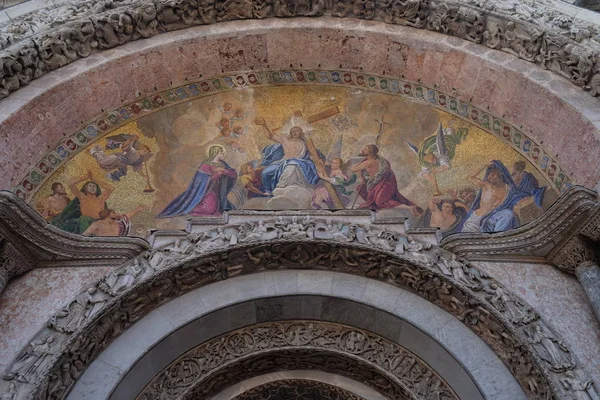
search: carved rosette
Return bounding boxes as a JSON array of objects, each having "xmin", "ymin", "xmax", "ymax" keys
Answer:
[
  {"xmin": 0, "ymin": 218, "xmax": 596, "ymax": 400},
  {"xmin": 136, "ymin": 322, "xmax": 454, "ymax": 400},
  {"xmin": 1, "ymin": 0, "xmax": 600, "ymax": 100}
]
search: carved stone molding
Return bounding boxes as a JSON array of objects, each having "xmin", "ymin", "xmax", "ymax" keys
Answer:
[
  {"xmin": 1, "ymin": 0, "xmax": 600, "ymax": 102},
  {"xmin": 137, "ymin": 321, "xmax": 454, "ymax": 400},
  {"xmin": 0, "ymin": 190, "xmax": 149, "ymax": 293},
  {"xmin": 548, "ymin": 206, "xmax": 600, "ymax": 274},
  {"xmin": 441, "ymin": 186, "xmax": 600, "ymax": 266},
  {"xmin": 232, "ymin": 379, "xmax": 367, "ymax": 400},
  {"xmin": 0, "ymin": 218, "xmax": 597, "ymax": 400}
]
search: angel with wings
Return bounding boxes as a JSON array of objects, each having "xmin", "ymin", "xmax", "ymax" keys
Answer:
[
  {"xmin": 311, "ymin": 136, "xmax": 356, "ymax": 209},
  {"xmin": 407, "ymin": 122, "xmax": 468, "ymax": 195},
  {"xmin": 90, "ymin": 134, "xmax": 152, "ymax": 181}
]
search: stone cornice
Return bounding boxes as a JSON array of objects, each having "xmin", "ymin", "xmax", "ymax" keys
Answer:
[
  {"xmin": 441, "ymin": 186, "xmax": 600, "ymax": 267},
  {"xmin": 0, "ymin": 190, "xmax": 149, "ymax": 292},
  {"xmin": 1, "ymin": 0, "xmax": 600, "ymax": 104}
]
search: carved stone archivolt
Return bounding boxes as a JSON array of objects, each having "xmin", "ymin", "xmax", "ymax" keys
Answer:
[
  {"xmin": 0, "ymin": 218, "xmax": 598, "ymax": 400},
  {"xmin": 232, "ymin": 379, "xmax": 367, "ymax": 400},
  {"xmin": 137, "ymin": 321, "xmax": 454, "ymax": 400},
  {"xmin": 1, "ymin": 0, "xmax": 600, "ymax": 101}
]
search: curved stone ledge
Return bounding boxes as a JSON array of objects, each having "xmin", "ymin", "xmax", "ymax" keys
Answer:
[{"xmin": 1, "ymin": 219, "xmax": 596, "ymax": 400}]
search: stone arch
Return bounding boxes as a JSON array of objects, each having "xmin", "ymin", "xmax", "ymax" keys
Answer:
[
  {"xmin": 2, "ymin": 19, "xmax": 600, "ymax": 194},
  {"xmin": 0, "ymin": 219, "xmax": 594, "ymax": 399},
  {"xmin": 73, "ymin": 284, "xmax": 519, "ymax": 400}
]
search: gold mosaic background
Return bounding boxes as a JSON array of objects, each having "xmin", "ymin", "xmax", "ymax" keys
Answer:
[{"xmin": 32, "ymin": 86, "xmax": 557, "ymax": 238}]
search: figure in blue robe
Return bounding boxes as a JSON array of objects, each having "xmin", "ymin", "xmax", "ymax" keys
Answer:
[
  {"xmin": 456, "ymin": 160, "xmax": 545, "ymax": 233},
  {"xmin": 259, "ymin": 142, "xmax": 324, "ymax": 193},
  {"xmin": 157, "ymin": 145, "xmax": 237, "ymax": 217},
  {"xmin": 511, "ymin": 160, "xmax": 546, "ymax": 204}
]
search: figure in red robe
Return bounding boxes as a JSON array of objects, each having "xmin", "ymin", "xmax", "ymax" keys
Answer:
[
  {"xmin": 350, "ymin": 145, "xmax": 419, "ymax": 212},
  {"xmin": 158, "ymin": 145, "xmax": 237, "ymax": 217}
]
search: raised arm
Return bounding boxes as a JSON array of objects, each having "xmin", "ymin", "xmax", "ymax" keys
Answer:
[
  {"xmin": 125, "ymin": 204, "xmax": 146, "ymax": 219},
  {"xmin": 67, "ymin": 171, "xmax": 92, "ymax": 198},
  {"xmin": 254, "ymin": 117, "xmax": 283, "ymax": 143},
  {"xmin": 468, "ymin": 164, "xmax": 490, "ymax": 187},
  {"xmin": 95, "ymin": 176, "xmax": 115, "ymax": 199},
  {"xmin": 351, "ymin": 159, "xmax": 373, "ymax": 173}
]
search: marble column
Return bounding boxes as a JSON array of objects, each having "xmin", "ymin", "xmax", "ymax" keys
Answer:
[{"xmin": 576, "ymin": 261, "xmax": 600, "ymax": 323}]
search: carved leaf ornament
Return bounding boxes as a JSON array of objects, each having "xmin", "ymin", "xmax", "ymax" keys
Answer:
[{"xmin": 0, "ymin": 218, "xmax": 596, "ymax": 400}]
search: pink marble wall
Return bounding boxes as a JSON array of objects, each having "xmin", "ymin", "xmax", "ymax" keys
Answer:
[
  {"xmin": 475, "ymin": 260, "xmax": 600, "ymax": 384},
  {"xmin": 0, "ymin": 266, "xmax": 114, "ymax": 372},
  {"xmin": 0, "ymin": 19, "xmax": 599, "ymax": 192}
]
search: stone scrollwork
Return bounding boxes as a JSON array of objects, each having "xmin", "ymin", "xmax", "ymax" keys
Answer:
[
  {"xmin": 1, "ymin": 0, "xmax": 600, "ymax": 100},
  {"xmin": 0, "ymin": 217, "xmax": 597, "ymax": 400},
  {"xmin": 232, "ymin": 379, "xmax": 368, "ymax": 400},
  {"xmin": 427, "ymin": 3, "xmax": 485, "ymax": 43},
  {"xmin": 136, "ymin": 321, "xmax": 456, "ymax": 400}
]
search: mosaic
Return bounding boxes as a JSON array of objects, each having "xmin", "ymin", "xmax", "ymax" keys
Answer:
[{"xmin": 27, "ymin": 71, "xmax": 561, "ymax": 238}]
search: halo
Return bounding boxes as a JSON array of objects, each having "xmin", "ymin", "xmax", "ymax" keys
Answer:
[
  {"xmin": 280, "ymin": 115, "xmax": 313, "ymax": 137},
  {"xmin": 206, "ymin": 143, "xmax": 226, "ymax": 157}
]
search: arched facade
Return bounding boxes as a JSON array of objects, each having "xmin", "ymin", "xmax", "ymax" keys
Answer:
[{"xmin": 1, "ymin": 1, "xmax": 600, "ymax": 399}]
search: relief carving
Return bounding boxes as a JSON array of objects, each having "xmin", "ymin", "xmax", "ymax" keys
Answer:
[
  {"xmin": 137, "ymin": 321, "xmax": 456, "ymax": 400},
  {"xmin": 1, "ymin": 218, "xmax": 592, "ymax": 400},
  {"xmin": 525, "ymin": 323, "xmax": 575, "ymax": 372},
  {"xmin": 427, "ymin": 4, "xmax": 485, "ymax": 43},
  {"xmin": 48, "ymin": 288, "xmax": 106, "ymax": 333},
  {"xmin": 484, "ymin": 20, "xmax": 542, "ymax": 62},
  {"xmin": 3, "ymin": 336, "xmax": 56, "ymax": 384},
  {"xmin": 0, "ymin": 0, "xmax": 599, "ymax": 98}
]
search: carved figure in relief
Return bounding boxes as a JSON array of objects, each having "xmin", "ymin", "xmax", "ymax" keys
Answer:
[
  {"xmin": 49, "ymin": 288, "xmax": 106, "ymax": 333},
  {"xmin": 561, "ymin": 371, "xmax": 599, "ymax": 400},
  {"xmin": 198, "ymin": 0, "xmax": 216, "ymax": 23},
  {"xmin": 281, "ymin": 216, "xmax": 309, "ymax": 238},
  {"xmin": 273, "ymin": 0, "xmax": 323, "ymax": 16},
  {"xmin": 215, "ymin": 0, "xmax": 253, "ymax": 21},
  {"xmin": 133, "ymin": 4, "xmax": 159, "ymax": 37},
  {"xmin": 485, "ymin": 281, "xmax": 535, "ymax": 325},
  {"xmin": 442, "ymin": 254, "xmax": 476, "ymax": 288},
  {"xmin": 363, "ymin": 226, "xmax": 393, "ymax": 250},
  {"xmin": 525, "ymin": 324, "xmax": 575, "ymax": 372},
  {"xmin": 0, "ymin": 381, "xmax": 16, "ymax": 400},
  {"xmin": 94, "ymin": 13, "xmax": 133, "ymax": 49},
  {"xmin": 193, "ymin": 227, "xmax": 235, "ymax": 251},
  {"xmin": 99, "ymin": 259, "xmax": 145, "ymax": 296},
  {"xmin": 4, "ymin": 336, "xmax": 56, "ymax": 383}
]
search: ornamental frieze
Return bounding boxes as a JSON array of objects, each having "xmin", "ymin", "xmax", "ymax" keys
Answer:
[
  {"xmin": 232, "ymin": 379, "xmax": 367, "ymax": 400},
  {"xmin": 137, "ymin": 321, "xmax": 455, "ymax": 400},
  {"xmin": 1, "ymin": 218, "xmax": 597, "ymax": 400}
]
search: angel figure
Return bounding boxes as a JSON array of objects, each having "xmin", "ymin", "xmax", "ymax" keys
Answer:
[
  {"xmin": 407, "ymin": 122, "xmax": 468, "ymax": 195},
  {"xmin": 90, "ymin": 134, "xmax": 152, "ymax": 181}
]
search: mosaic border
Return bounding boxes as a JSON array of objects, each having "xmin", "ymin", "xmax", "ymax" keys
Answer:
[{"xmin": 13, "ymin": 69, "xmax": 574, "ymax": 202}]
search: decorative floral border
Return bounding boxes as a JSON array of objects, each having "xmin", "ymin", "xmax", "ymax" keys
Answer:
[{"xmin": 14, "ymin": 69, "xmax": 573, "ymax": 202}]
